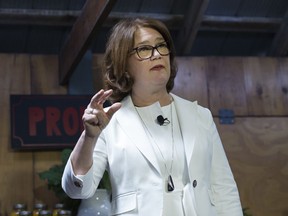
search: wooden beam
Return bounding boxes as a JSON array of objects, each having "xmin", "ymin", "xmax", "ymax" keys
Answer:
[
  {"xmin": 202, "ymin": 15, "xmax": 280, "ymax": 33},
  {"xmin": 269, "ymin": 10, "xmax": 288, "ymax": 56},
  {"xmin": 175, "ymin": 0, "xmax": 210, "ymax": 55},
  {"xmin": 105, "ymin": 12, "xmax": 183, "ymax": 30},
  {"xmin": 105, "ymin": 13, "xmax": 281, "ymax": 32},
  {"xmin": 59, "ymin": 0, "xmax": 117, "ymax": 85},
  {"xmin": 0, "ymin": 8, "xmax": 79, "ymax": 26},
  {"xmin": 0, "ymin": 9, "xmax": 281, "ymax": 33}
]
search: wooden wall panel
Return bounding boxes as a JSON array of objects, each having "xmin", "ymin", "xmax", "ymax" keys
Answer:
[
  {"xmin": 243, "ymin": 57, "xmax": 288, "ymax": 116},
  {"xmin": 0, "ymin": 54, "xmax": 30, "ymax": 137},
  {"xmin": 207, "ymin": 57, "xmax": 248, "ymax": 116},
  {"xmin": 30, "ymin": 55, "xmax": 67, "ymax": 94},
  {"xmin": 1, "ymin": 54, "xmax": 287, "ymax": 215},
  {"xmin": 0, "ymin": 54, "xmax": 33, "ymax": 214},
  {"xmin": 33, "ymin": 152, "xmax": 62, "ymax": 207},
  {"xmin": 30, "ymin": 55, "xmax": 67, "ymax": 208},
  {"xmin": 216, "ymin": 117, "xmax": 288, "ymax": 216},
  {"xmin": 275, "ymin": 58, "xmax": 288, "ymax": 115},
  {"xmin": 91, "ymin": 55, "xmax": 209, "ymax": 106},
  {"xmin": 173, "ymin": 57, "xmax": 208, "ymax": 107},
  {"xmin": 0, "ymin": 54, "xmax": 68, "ymax": 214}
]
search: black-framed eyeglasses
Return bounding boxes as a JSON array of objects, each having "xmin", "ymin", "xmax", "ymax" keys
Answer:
[{"xmin": 131, "ymin": 42, "xmax": 170, "ymax": 60}]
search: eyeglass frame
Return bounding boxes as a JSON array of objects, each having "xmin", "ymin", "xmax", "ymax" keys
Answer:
[{"xmin": 130, "ymin": 42, "xmax": 170, "ymax": 60}]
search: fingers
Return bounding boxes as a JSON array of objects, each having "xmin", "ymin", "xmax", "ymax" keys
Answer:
[
  {"xmin": 106, "ymin": 102, "xmax": 122, "ymax": 119},
  {"xmin": 86, "ymin": 102, "xmax": 121, "ymax": 125},
  {"xmin": 83, "ymin": 109, "xmax": 100, "ymax": 126},
  {"xmin": 85, "ymin": 107, "xmax": 95, "ymax": 115},
  {"xmin": 82, "ymin": 89, "xmax": 121, "ymax": 136},
  {"xmin": 84, "ymin": 89, "xmax": 112, "ymax": 117},
  {"xmin": 90, "ymin": 89, "xmax": 113, "ymax": 107}
]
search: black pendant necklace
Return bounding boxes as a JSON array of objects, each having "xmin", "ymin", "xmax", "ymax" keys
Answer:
[{"xmin": 167, "ymin": 175, "xmax": 175, "ymax": 192}]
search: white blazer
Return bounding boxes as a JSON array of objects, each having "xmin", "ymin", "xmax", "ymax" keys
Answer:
[{"xmin": 62, "ymin": 94, "xmax": 243, "ymax": 216}]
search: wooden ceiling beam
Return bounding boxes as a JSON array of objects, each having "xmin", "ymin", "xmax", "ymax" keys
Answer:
[
  {"xmin": 59, "ymin": 0, "xmax": 117, "ymax": 85},
  {"xmin": 0, "ymin": 8, "xmax": 79, "ymax": 26},
  {"xmin": 0, "ymin": 9, "xmax": 281, "ymax": 33},
  {"xmin": 175, "ymin": 0, "xmax": 210, "ymax": 55},
  {"xmin": 269, "ymin": 10, "xmax": 288, "ymax": 56},
  {"xmin": 104, "ymin": 12, "xmax": 183, "ymax": 30},
  {"xmin": 202, "ymin": 15, "xmax": 280, "ymax": 33}
]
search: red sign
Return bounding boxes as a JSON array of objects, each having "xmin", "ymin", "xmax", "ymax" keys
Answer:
[{"xmin": 10, "ymin": 95, "xmax": 91, "ymax": 150}]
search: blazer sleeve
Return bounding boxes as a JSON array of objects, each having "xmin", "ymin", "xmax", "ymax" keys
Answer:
[
  {"xmin": 61, "ymin": 132, "xmax": 108, "ymax": 199},
  {"xmin": 207, "ymin": 111, "xmax": 243, "ymax": 216}
]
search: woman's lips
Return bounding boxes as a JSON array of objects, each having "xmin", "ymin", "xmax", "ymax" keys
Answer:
[{"xmin": 150, "ymin": 64, "xmax": 165, "ymax": 70}]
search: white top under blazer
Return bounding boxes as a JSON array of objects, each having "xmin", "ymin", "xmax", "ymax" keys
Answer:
[{"xmin": 136, "ymin": 101, "xmax": 190, "ymax": 216}]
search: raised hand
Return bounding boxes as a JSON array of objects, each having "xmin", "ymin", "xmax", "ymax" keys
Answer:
[{"xmin": 83, "ymin": 89, "xmax": 121, "ymax": 138}]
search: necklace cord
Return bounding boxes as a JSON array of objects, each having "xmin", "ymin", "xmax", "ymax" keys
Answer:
[{"xmin": 135, "ymin": 103, "xmax": 175, "ymax": 177}]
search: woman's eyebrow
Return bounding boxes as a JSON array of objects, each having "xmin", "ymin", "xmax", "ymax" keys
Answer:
[
  {"xmin": 135, "ymin": 40, "xmax": 150, "ymax": 46},
  {"xmin": 135, "ymin": 37, "xmax": 165, "ymax": 46},
  {"xmin": 155, "ymin": 37, "xmax": 165, "ymax": 42}
]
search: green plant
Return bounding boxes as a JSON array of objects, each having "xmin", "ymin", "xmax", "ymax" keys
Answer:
[
  {"xmin": 243, "ymin": 207, "xmax": 252, "ymax": 216},
  {"xmin": 39, "ymin": 148, "xmax": 110, "ymax": 216}
]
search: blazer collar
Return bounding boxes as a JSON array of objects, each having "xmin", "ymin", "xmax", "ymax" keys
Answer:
[
  {"xmin": 115, "ymin": 96, "xmax": 161, "ymax": 174},
  {"xmin": 114, "ymin": 94, "xmax": 198, "ymax": 176}
]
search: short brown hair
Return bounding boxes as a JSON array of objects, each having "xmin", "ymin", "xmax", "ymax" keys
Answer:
[{"xmin": 104, "ymin": 17, "xmax": 177, "ymax": 103}]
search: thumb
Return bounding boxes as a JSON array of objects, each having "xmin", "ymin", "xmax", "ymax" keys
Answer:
[{"xmin": 106, "ymin": 102, "xmax": 121, "ymax": 119}]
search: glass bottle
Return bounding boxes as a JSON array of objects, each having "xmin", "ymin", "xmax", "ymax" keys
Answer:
[
  {"xmin": 52, "ymin": 204, "xmax": 64, "ymax": 216},
  {"xmin": 39, "ymin": 210, "xmax": 52, "ymax": 216},
  {"xmin": 10, "ymin": 204, "xmax": 27, "ymax": 216},
  {"xmin": 57, "ymin": 210, "xmax": 71, "ymax": 216},
  {"xmin": 19, "ymin": 211, "xmax": 32, "ymax": 216},
  {"xmin": 33, "ymin": 203, "xmax": 47, "ymax": 216}
]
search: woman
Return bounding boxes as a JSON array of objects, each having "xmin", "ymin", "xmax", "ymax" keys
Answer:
[{"xmin": 62, "ymin": 18, "xmax": 243, "ymax": 216}]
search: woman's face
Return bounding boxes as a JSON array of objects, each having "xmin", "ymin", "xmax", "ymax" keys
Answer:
[{"xmin": 127, "ymin": 27, "xmax": 171, "ymax": 94}]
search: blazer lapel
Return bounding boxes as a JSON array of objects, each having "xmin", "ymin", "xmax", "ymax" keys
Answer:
[
  {"xmin": 172, "ymin": 94, "xmax": 198, "ymax": 173},
  {"xmin": 115, "ymin": 96, "xmax": 162, "ymax": 175}
]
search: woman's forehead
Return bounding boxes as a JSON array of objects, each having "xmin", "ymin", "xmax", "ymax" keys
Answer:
[{"xmin": 133, "ymin": 27, "xmax": 164, "ymax": 45}]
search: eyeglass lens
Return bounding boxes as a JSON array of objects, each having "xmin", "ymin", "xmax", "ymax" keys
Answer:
[{"xmin": 136, "ymin": 43, "xmax": 169, "ymax": 59}]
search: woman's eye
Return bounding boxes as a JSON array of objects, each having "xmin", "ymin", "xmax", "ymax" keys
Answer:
[
  {"xmin": 158, "ymin": 43, "xmax": 167, "ymax": 48},
  {"xmin": 138, "ymin": 46, "xmax": 151, "ymax": 52}
]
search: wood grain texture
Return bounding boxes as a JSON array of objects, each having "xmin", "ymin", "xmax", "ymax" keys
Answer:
[
  {"xmin": 33, "ymin": 152, "xmax": 62, "ymax": 207},
  {"xmin": 207, "ymin": 57, "xmax": 248, "ymax": 116},
  {"xmin": 59, "ymin": 0, "xmax": 116, "ymax": 84},
  {"xmin": 172, "ymin": 57, "xmax": 208, "ymax": 107},
  {"xmin": 0, "ymin": 54, "xmax": 33, "ymax": 213},
  {"xmin": 30, "ymin": 55, "xmax": 67, "ymax": 94},
  {"xmin": 0, "ymin": 55, "xmax": 288, "ymax": 215},
  {"xmin": 30, "ymin": 55, "xmax": 66, "ymax": 208},
  {"xmin": 275, "ymin": 58, "xmax": 288, "ymax": 115},
  {"xmin": 243, "ymin": 57, "xmax": 288, "ymax": 116},
  {"xmin": 216, "ymin": 117, "xmax": 288, "ymax": 216}
]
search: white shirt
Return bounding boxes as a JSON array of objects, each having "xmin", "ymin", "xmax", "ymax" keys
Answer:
[{"xmin": 135, "ymin": 101, "xmax": 189, "ymax": 216}]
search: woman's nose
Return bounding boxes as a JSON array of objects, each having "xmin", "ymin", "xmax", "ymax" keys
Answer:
[{"xmin": 150, "ymin": 48, "xmax": 161, "ymax": 60}]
